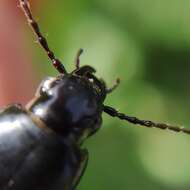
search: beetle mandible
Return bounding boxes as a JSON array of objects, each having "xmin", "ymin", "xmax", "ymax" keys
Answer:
[{"xmin": 0, "ymin": 0, "xmax": 189, "ymax": 190}]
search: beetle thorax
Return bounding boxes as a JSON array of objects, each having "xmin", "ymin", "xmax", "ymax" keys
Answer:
[{"xmin": 27, "ymin": 75, "xmax": 104, "ymax": 143}]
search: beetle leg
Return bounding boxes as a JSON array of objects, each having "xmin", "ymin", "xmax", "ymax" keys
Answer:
[
  {"xmin": 73, "ymin": 65, "xmax": 96, "ymax": 75},
  {"xmin": 75, "ymin": 48, "xmax": 84, "ymax": 69},
  {"xmin": 72, "ymin": 149, "xmax": 89, "ymax": 190},
  {"xmin": 106, "ymin": 78, "xmax": 120, "ymax": 94}
]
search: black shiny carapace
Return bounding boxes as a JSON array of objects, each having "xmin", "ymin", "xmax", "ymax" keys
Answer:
[{"xmin": 0, "ymin": 1, "xmax": 189, "ymax": 190}]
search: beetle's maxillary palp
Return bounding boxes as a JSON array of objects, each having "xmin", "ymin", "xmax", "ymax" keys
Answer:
[
  {"xmin": 103, "ymin": 105, "xmax": 190, "ymax": 135},
  {"xmin": 75, "ymin": 48, "xmax": 84, "ymax": 69},
  {"xmin": 19, "ymin": 0, "xmax": 67, "ymax": 74},
  {"xmin": 106, "ymin": 78, "xmax": 120, "ymax": 94}
]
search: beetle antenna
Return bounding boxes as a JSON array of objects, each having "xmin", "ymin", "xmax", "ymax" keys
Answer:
[
  {"xmin": 103, "ymin": 105, "xmax": 190, "ymax": 135},
  {"xmin": 106, "ymin": 78, "xmax": 120, "ymax": 94},
  {"xmin": 75, "ymin": 48, "xmax": 84, "ymax": 69},
  {"xmin": 19, "ymin": 0, "xmax": 67, "ymax": 74}
]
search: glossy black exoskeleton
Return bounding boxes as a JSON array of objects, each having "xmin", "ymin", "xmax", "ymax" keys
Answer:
[
  {"xmin": 0, "ymin": 1, "xmax": 190, "ymax": 190},
  {"xmin": 0, "ymin": 68, "xmax": 104, "ymax": 190}
]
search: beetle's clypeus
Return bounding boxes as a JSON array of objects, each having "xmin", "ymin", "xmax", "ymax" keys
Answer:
[{"xmin": 0, "ymin": 0, "xmax": 189, "ymax": 190}]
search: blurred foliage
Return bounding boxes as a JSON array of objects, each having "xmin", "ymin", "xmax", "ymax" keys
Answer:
[{"xmin": 26, "ymin": 0, "xmax": 190, "ymax": 189}]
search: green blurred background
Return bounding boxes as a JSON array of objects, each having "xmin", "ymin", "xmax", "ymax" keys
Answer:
[{"xmin": 4, "ymin": 0, "xmax": 190, "ymax": 189}]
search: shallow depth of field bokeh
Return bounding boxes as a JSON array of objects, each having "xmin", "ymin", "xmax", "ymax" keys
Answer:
[{"xmin": 1, "ymin": 0, "xmax": 190, "ymax": 189}]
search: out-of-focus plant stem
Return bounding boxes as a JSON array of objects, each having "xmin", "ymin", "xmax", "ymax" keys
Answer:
[{"xmin": 0, "ymin": 0, "xmax": 39, "ymax": 106}]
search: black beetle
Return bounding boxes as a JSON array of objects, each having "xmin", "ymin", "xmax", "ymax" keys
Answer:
[{"xmin": 0, "ymin": 0, "xmax": 190, "ymax": 190}]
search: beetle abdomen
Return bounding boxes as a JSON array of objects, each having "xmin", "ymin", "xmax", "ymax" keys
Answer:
[{"xmin": 0, "ymin": 105, "xmax": 86, "ymax": 190}]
